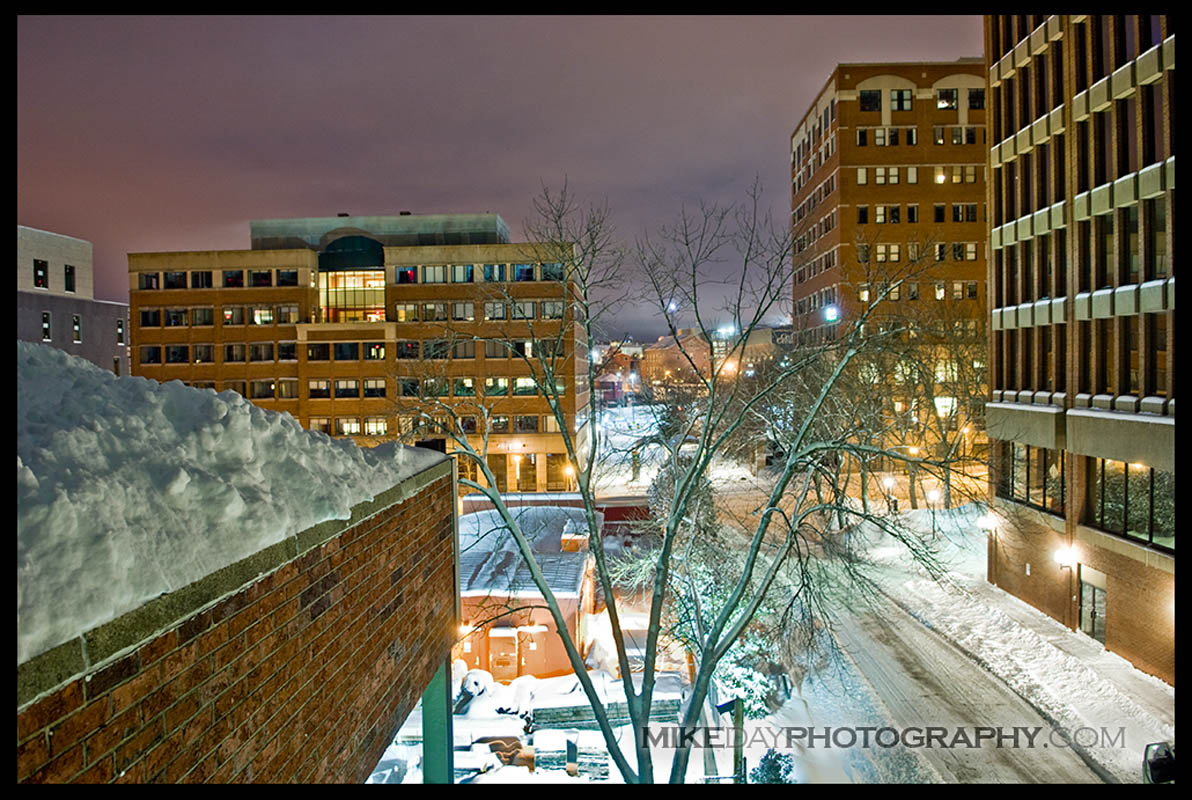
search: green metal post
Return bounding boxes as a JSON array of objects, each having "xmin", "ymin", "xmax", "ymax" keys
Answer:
[{"xmin": 421, "ymin": 659, "xmax": 454, "ymax": 783}]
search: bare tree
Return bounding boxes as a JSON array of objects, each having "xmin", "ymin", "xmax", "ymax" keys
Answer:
[{"xmin": 391, "ymin": 183, "xmax": 954, "ymax": 783}]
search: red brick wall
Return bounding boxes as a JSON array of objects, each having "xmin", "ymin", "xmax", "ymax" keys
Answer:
[{"xmin": 17, "ymin": 474, "xmax": 456, "ymax": 784}]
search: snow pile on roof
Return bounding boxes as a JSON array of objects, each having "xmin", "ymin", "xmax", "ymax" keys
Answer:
[
  {"xmin": 458, "ymin": 506, "xmax": 600, "ymax": 598},
  {"xmin": 16, "ymin": 342, "xmax": 448, "ymax": 664}
]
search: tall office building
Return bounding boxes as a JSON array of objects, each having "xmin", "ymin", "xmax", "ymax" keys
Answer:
[
  {"xmin": 983, "ymin": 15, "xmax": 1174, "ymax": 683},
  {"xmin": 129, "ymin": 213, "xmax": 588, "ymax": 494},
  {"xmin": 789, "ymin": 60, "xmax": 991, "ymax": 468},
  {"xmin": 17, "ymin": 225, "xmax": 130, "ymax": 374}
]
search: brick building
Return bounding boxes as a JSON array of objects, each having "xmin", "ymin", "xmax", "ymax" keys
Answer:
[
  {"xmin": 982, "ymin": 15, "xmax": 1174, "ymax": 683},
  {"xmin": 128, "ymin": 213, "xmax": 588, "ymax": 494},
  {"xmin": 17, "ymin": 225, "xmax": 130, "ymax": 374}
]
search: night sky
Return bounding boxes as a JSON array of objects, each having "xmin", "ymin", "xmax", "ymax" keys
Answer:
[{"xmin": 18, "ymin": 15, "xmax": 982, "ymax": 340}]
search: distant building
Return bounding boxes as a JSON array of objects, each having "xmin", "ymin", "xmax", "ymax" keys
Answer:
[
  {"xmin": 982, "ymin": 15, "xmax": 1174, "ymax": 684},
  {"xmin": 17, "ymin": 226, "xmax": 129, "ymax": 374},
  {"xmin": 127, "ymin": 213, "xmax": 588, "ymax": 494}
]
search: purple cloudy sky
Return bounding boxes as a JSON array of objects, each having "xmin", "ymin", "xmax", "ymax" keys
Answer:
[{"xmin": 18, "ymin": 15, "xmax": 982, "ymax": 340}]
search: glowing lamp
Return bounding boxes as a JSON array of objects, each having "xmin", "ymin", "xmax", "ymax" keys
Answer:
[
  {"xmin": 1053, "ymin": 548, "xmax": 1076, "ymax": 569},
  {"xmin": 823, "ymin": 305, "xmax": 839, "ymax": 322}
]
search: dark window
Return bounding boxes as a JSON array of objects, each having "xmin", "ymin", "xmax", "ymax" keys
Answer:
[
  {"xmin": 191, "ymin": 270, "xmax": 213, "ymax": 288},
  {"xmin": 276, "ymin": 269, "xmax": 299, "ymax": 287},
  {"xmin": 333, "ymin": 342, "xmax": 359, "ymax": 361},
  {"xmin": 425, "ymin": 339, "xmax": 449, "ymax": 359},
  {"xmin": 513, "ymin": 263, "xmax": 535, "ymax": 281},
  {"xmin": 164, "ymin": 271, "xmax": 187, "ymax": 289},
  {"xmin": 249, "ymin": 270, "xmax": 272, "ymax": 287},
  {"xmin": 140, "ymin": 309, "xmax": 161, "ymax": 327},
  {"xmin": 140, "ymin": 346, "xmax": 162, "ymax": 364},
  {"xmin": 364, "ymin": 342, "xmax": 385, "ymax": 360},
  {"xmin": 395, "ymin": 267, "xmax": 417, "ymax": 284},
  {"xmin": 859, "ymin": 90, "xmax": 882, "ymax": 111},
  {"xmin": 395, "ymin": 341, "xmax": 420, "ymax": 359},
  {"xmin": 34, "ymin": 259, "xmax": 49, "ymax": 289},
  {"xmin": 278, "ymin": 342, "xmax": 297, "ymax": 361},
  {"xmin": 968, "ymin": 88, "xmax": 985, "ymax": 110},
  {"xmin": 222, "ymin": 270, "xmax": 244, "ymax": 288},
  {"xmin": 139, "ymin": 272, "xmax": 159, "ymax": 290},
  {"xmin": 335, "ymin": 380, "xmax": 359, "ymax": 399},
  {"xmin": 64, "ymin": 264, "xmax": 76, "ymax": 293},
  {"xmin": 398, "ymin": 378, "xmax": 420, "ymax": 397},
  {"xmin": 165, "ymin": 345, "xmax": 189, "ymax": 364},
  {"xmin": 540, "ymin": 262, "xmax": 565, "ymax": 281},
  {"xmin": 306, "ymin": 342, "xmax": 330, "ymax": 361}
]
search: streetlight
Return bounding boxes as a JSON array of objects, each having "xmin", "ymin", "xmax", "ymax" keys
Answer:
[
  {"xmin": 882, "ymin": 476, "xmax": 897, "ymax": 513},
  {"xmin": 564, "ymin": 463, "xmax": 575, "ymax": 492}
]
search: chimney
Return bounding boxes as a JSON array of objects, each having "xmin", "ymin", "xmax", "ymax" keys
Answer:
[
  {"xmin": 337, "ymin": 212, "xmax": 350, "ymax": 217},
  {"xmin": 399, "ymin": 210, "xmax": 412, "ymax": 216}
]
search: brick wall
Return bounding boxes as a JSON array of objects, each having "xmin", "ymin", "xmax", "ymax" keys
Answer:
[{"xmin": 17, "ymin": 464, "xmax": 457, "ymax": 783}]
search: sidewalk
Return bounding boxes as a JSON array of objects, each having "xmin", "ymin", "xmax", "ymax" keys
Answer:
[{"xmin": 864, "ymin": 506, "xmax": 1175, "ymax": 784}]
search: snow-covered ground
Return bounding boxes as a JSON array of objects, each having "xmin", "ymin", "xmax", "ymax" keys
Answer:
[
  {"xmin": 16, "ymin": 342, "xmax": 447, "ymax": 664},
  {"xmin": 853, "ymin": 505, "xmax": 1175, "ymax": 783}
]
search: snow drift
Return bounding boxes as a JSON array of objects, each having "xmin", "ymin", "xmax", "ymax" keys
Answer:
[{"xmin": 16, "ymin": 342, "xmax": 447, "ymax": 664}]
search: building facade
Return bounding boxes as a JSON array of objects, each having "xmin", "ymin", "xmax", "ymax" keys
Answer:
[
  {"xmin": 17, "ymin": 225, "xmax": 130, "ymax": 374},
  {"xmin": 789, "ymin": 61, "xmax": 991, "ymax": 471},
  {"xmin": 983, "ymin": 15, "xmax": 1174, "ymax": 683},
  {"xmin": 128, "ymin": 213, "xmax": 588, "ymax": 494}
]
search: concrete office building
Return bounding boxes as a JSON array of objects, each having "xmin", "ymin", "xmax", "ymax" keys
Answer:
[
  {"xmin": 128, "ymin": 213, "xmax": 588, "ymax": 494},
  {"xmin": 982, "ymin": 15, "xmax": 1174, "ymax": 683},
  {"xmin": 17, "ymin": 225, "xmax": 130, "ymax": 374}
]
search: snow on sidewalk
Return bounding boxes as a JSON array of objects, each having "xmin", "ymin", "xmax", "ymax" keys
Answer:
[{"xmin": 864, "ymin": 506, "xmax": 1175, "ymax": 784}]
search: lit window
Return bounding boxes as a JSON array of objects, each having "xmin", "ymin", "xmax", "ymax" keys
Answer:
[
  {"xmin": 423, "ymin": 265, "xmax": 448, "ymax": 284},
  {"xmin": 224, "ymin": 343, "xmax": 246, "ymax": 363},
  {"xmin": 363, "ymin": 417, "xmax": 388, "ymax": 436},
  {"xmin": 451, "ymin": 264, "xmax": 474, "ymax": 283},
  {"xmin": 513, "ymin": 263, "xmax": 536, "ymax": 281},
  {"xmin": 857, "ymin": 167, "xmax": 867, "ymax": 185},
  {"xmin": 309, "ymin": 417, "xmax": 331, "ymax": 434},
  {"xmin": 34, "ymin": 259, "xmax": 49, "ymax": 289},
  {"xmin": 335, "ymin": 379, "xmax": 359, "ymax": 398},
  {"xmin": 41, "ymin": 312, "xmax": 51, "ymax": 341},
  {"xmin": 363, "ymin": 378, "xmax": 386, "ymax": 398},
  {"xmin": 453, "ymin": 378, "xmax": 476, "ymax": 397},
  {"xmin": 393, "ymin": 303, "xmax": 418, "ymax": 322},
  {"xmin": 907, "ymin": 167, "xmax": 918, "ymax": 184},
  {"xmin": 891, "ymin": 89, "xmax": 912, "ymax": 111},
  {"xmin": 72, "ymin": 315, "xmax": 82, "ymax": 343},
  {"xmin": 249, "ymin": 380, "xmax": 275, "ymax": 399},
  {"xmin": 485, "ymin": 302, "xmax": 507, "ymax": 320},
  {"xmin": 364, "ymin": 342, "xmax": 385, "ymax": 360},
  {"xmin": 541, "ymin": 300, "xmax": 564, "ymax": 319},
  {"xmin": 308, "ymin": 379, "xmax": 331, "ymax": 398},
  {"xmin": 336, "ymin": 418, "xmax": 361, "ymax": 436},
  {"xmin": 452, "ymin": 302, "xmax": 474, "ymax": 322},
  {"xmin": 116, "ymin": 318, "xmax": 124, "ymax": 344},
  {"xmin": 936, "ymin": 89, "xmax": 958, "ymax": 109}
]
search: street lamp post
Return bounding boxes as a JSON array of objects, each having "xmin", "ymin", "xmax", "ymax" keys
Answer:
[
  {"xmin": 926, "ymin": 489, "xmax": 940, "ymax": 538},
  {"xmin": 882, "ymin": 476, "xmax": 896, "ymax": 513}
]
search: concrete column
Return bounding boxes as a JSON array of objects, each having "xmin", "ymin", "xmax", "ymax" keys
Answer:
[
  {"xmin": 536, "ymin": 452, "xmax": 549, "ymax": 493},
  {"xmin": 420, "ymin": 659, "xmax": 454, "ymax": 784}
]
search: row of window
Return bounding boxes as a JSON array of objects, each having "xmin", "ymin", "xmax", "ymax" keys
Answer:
[
  {"xmin": 139, "ymin": 305, "xmax": 302, "ymax": 327},
  {"xmin": 858, "ymin": 165, "xmax": 980, "ymax": 186},
  {"xmin": 395, "ymin": 262, "xmax": 564, "ymax": 285},
  {"xmin": 794, "ymin": 249, "xmax": 838, "ymax": 285},
  {"xmin": 857, "ymin": 87, "xmax": 984, "ymax": 113},
  {"xmin": 305, "ymin": 413, "xmax": 561, "ymax": 438},
  {"xmin": 137, "ymin": 269, "xmax": 300, "ymax": 291},
  {"xmin": 394, "ymin": 300, "xmax": 565, "ymax": 322},
  {"xmin": 181, "ymin": 375, "xmax": 565, "ymax": 402},
  {"xmin": 857, "ymin": 203, "xmax": 982, "ymax": 225},
  {"xmin": 856, "ymin": 242, "xmax": 980, "ymax": 263},
  {"xmin": 40, "ymin": 311, "xmax": 86, "ymax": 343},
  {"xmin": 139, "ymin": 337, "xmax": 565, "ymax": 365},
  {"xmin": 858, "ymin": 280, "xmax": 980, "ymax": 302},
  {"xmin": 135, "ymin": 299, "xmax": 567, "ymax": 328},
  {"xmin": 32, "ymin": 260, "xmax": 78, "ymax": 293}
]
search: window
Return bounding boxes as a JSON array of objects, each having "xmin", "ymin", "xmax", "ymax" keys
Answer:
[
  {"xmin": 140, "ymin": 345, "xmax": 162, "ymax": 364},
  {"xmin": 335, "ymin": 379, "xmax": 359, "ymax": 399},
  {"xmin": 363, "ymin": 342, "xmax": 385, "ymax": 360},
  {"xmin": 70, "ymin": 315, "xmax": 82, "ymax": 343},
  {"xmin": 164, "ymin": 308, "xmax": 188, "ymax": 327},
  {"xmin": 193, "ymin": 344, "xmax": 214, "ymax": 363},
  {"xmin": 165, "ymin": 345, "xmax": 189, "ymax": 364},
  {"xmin": 277, "ymin": 379, "xmax": 299, "ymax": 399},
  {"xmin": 514, "ymin": 415, "xmax": 540, "ymax": 433},
  {"xmin": 952, "ymin": 243, "xmax": 965, "ymax": 262},
  {"xmin": 965, "ymin": 166, "xmax": 977, "ymax": 183},
  {"xmin": 967, "ymin": 280, "xmax": 979, "ymax": 298},
  {"xmin": 224, "ymin": 380, "xmax": 246, "ymax": 397},
  {"xmin": 906, "ymin": 127, "xmax": 918, "ymax": 145},
  {"xmin": 875, "ymin": 206, "xmax": 886, "ymax": 224},
  {"xmin": 453, "ymin": 378, "xmax": 476, "ymax": 397},
  {"xmin": 423, "ymin": 378, "xmax": 448, "ymax": 397},
  {"xmin": 41, "ymin": 312, "xmax": 51, "ymax": 341},
  {"xmin": 875, "ymin": 167, "xmax": 886, "ymax": 185},
  {"xmin": 249, "ymin": 343, "xmax": 274, "ymax": 362},
  {"xmin": 953, "ymin": 281, "xmax": 965, "ymax": 300},
  {"xmin": 393, "ymin": 303, "xmax": 418, "ymax": 322},
  {"xmin": 398, "ymin": 378, "xmax": 420, "ymax": 397},
  {"xmin": 116, "ymin": 319, "xmax": 125, "ymax": 344},
  {"xmin": 934, "ymin": 281, "xmax": 946, "ymax": 300},
  {"xmin": 856, "ymin": 129, "xmax": 868, "ymax": 147},
  {"xmin": 891, "ymin": 89, "xmax": 912, "ymax": 111},
  {"xmin": 249, "ymin": 380, "xmax": 275, "ymax": 400},
  {"xmin": 246, "ymin": 270, "xmax": 270, "ymax": 288},
  {"xmin": 306, "ymin": 342, "xmax": 330, "ymax": 361},
  {"xmin": 363, "ymin": 378, "xmax": 386, "ymax": 398},
  {"xmin": 363, "ymin": 417, "xmax": 388, "ymax": 436},
  {"xmin": 309, "ymin": 417, "xmax": 331, "ymax": 434},
  {"xmin": 857, "ymin": 167, "xmax": 867, "ymax": 185},
  {"xmin": 34, "ymin": 260, "xmax": 49, "ymax": 289},
  {"xmin": 485, "ymin": 377, "xmax": 509, "ymax": 396},
  {"xmin": 951, "ymin": 166, "xmax": 963, "ymax": 184},
  {"xmin": 859, "ymin": 90, "xmax": 882, "ymax": 111},
  {"xmin": 906, "ymin": 167, "xmax": 918, "ymax": 185},
  {"xmin": 163, "ymin": 271, "xmax": 187, "ymax": 289},
  {"xmin": 513, "ymin": 263, "xmax": 536, "ymax": 281},
  {"xmin": 452, "ymin": 302, "xmax": 475, "ymax": 322},
  {"xmin": 222, "ymin": 306, "xmax": 246, "ymax": 325},
  {"xmin": 422, "ymin": 265, "xmax": 448, "ymax": 284},
  {"xmin": 276, "ymin": 304, "xmax": 299, "ymax": 324},
  {"xmin": 934, "ymin": 204, "xmax": 946, "ymax": 223},
  {"xmin": 540, "ymin": 262, "xmax": 565, "ymax": 281},
  {"xmin": 278, "ymin": 342, "xmax": 297, "ymax": 361},
  {"xmin": 451, "ymin": 264, "xmax": 474, "ymax": 283},
  {"xmin": 250, "ymin": 306, "xmax": 274, "ymax": 325},
  {"xmin": 857, "ymin": 244, "xmax": 870, "ymax": 263},
  {"xmin": 222, "ymin": 270, "xmax": 244, "ymax": 288},
  {"xmin": 333, "ymin": 342, "xmax": 359, "ymax": 361},
  {"xmin": 936, "ymin": 88, "xmax": 958, "ymax": 109},
  {"xmin": 513, "ymin": 377, "xmax": 537, "ymax": 396},
  {"xmin": 425, "ymin": 339, "xmax": 449, "ymax": 359},
  {"xmin": 490, "ymin": 416, "xmax": 510, "ymax": 433},
  {"xmin": 934, "ymin": 243, "xmax": 947, "ymax": 262},
  {"xmin": 485, "ymin": 302, "xmax": 507, "ymax": 320},
  {"xmin": 965, "ymin": 243, "xmax": 978, "ymax": 261},
  {"xmin": 876, "ymin": 244, "xmax": 889, "ymax": 263},
  {"xmin": 395, "ymin": 267, "xmax": 417, "ymax": 284},
  {"xmin": 483, "ymin": 263, "xmax": 506, "ymax": 282},
  {"xmin": 276, "ymin": 269, "xmax": 298, "ymax": 287},
  {"xmin": 459, "ymin": 416, "xmax": 479, "ymax": 435},
  {"xmin": 140, "ymin": 308, "xmax": 161, "ymax": 327},
  {"xmin": 191, "ymin": 307, "xmax": 214, "ymax": 326},
  {"xmin": 968, "ymin": 88, "xmax": 985, "ymax": 109},
  {"xmin": 933, "ymin": 126, "xmax": 946, "ymax": 145},
  {"xmin": 422, "ymin": 303, "xmax": 447, "ymax": 322},
  {"xmin": 336, "ymin": 418, "xmax": 361, "ymax": 436},
  {"xmin": 857, "ymin": 206, "xmax": 868, "ymax": 224},
  {"xmin": 453, "ymin": 339, "xmax": 476, "ymax": 359},
  {"xmin": 888, "ymin": 167, "xmax": 899, "ymax": 184},
  {"xmin": 224, "ymin": 343, "xmax": 246, "ymax": 363},
  {"xmin": 889, "ymin": 244, "xmax": 900, "ymax": 262},
  {"xmin": 512, "ymin": 301, "xmax": 535, "ymax": 320},
  {"xmin": 874, "ymin": 127, "xmax": 886, "ymax": 147},
  {"xmin": 907, "ymin": 282, "xmax": 919, "ymax": 300},
  {"xmin": 395, "ymin": 340, "xmax": 419, "ymax": 359},
  {"xmin": 188, "ymin": 271, "xmax": 213, "ymax": 289},
  {"xmin": 64, "ymin": 264, "xmax": 76, "ymax": 293},
  {"xmin": 541, "ymin": 300, "xmax": 564, "ymax": 319},
  {"xmin": 907, "ymin": 205, "xmax": 919, "ymax": 223}
]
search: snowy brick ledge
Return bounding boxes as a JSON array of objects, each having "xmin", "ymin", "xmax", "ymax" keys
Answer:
[{"xmin": 16, "ymin": 342, "xmax": 449, "ymax": 667}]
